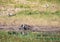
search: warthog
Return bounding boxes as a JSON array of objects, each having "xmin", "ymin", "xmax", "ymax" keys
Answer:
[
  {"xmin": 19, "ymin": 24, "xmax": 32, "ymax": 35},
  {"xmin": 19, "ymin": 24, "xmax": 32, "ymax": 30}
]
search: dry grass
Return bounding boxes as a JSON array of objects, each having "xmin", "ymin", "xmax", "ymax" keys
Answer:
[
  {"xmin": 0, "ymin": 0, "xmax": 60, "ymax": 27},
  {"xmin": 0, "ymin": 13, "xmax": 60, "ymax": 27}
]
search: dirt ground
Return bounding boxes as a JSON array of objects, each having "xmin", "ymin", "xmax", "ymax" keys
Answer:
[{"xmin": 0, "ymin": 24, "xmax": 60, "ymax": 32}]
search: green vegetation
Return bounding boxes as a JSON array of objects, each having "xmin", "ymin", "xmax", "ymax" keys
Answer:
[
  {"xmin": 14, "ymin": 4, "xmax": 30, "ymax": 8},
  {"xmin": 15, "ymin": 10, "xmax": 60, "ymax": 19},
  {"xmin": 0, "ymin": 31, "xmax": 60, "ymax": 42}
]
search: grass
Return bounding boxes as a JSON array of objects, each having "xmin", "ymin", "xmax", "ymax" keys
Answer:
[
  {"xmin": 0, "ymin": 0, "xmax": 60, "ymax": 42},
  {"xmin": 0, "ymin": 9, "xmax": 60, "ymax": 26},
  {"xmin": 16, "ymin": 9, "xmax": 60, "ymax": 19},
  {"xmin": 14, "ymin": 4, "xmax": 30, "ymax": 8},
  {"xmin": 0, "ymin": 31, "xmax": 60, "ymax": 42},
  {"xmin": 0, "ymin": 0, "xmax": 15, "ymax": 5},
  {"xmin": 0, "ymin": 0, "xmax": 60, "ymax": 26},
  {"xmin": 27, "ymin": 0, "xmax": 60, "ymax": 3},
  {"xmin": 11, "ymin": 10, "xmax": 60, "ymax": 26}
]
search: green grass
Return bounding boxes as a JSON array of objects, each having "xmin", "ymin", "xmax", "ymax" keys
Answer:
[
  {"xmin": 0, "ymin": 31, "xmax": 60, "ymax": 42},
  {"xmin": 15, "ymin": 9, "xmax": 60, "ymax": 19},
  {"xmin": 14, "ymin": 4, "xmax": 30, "ymax": 8}
]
